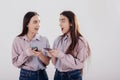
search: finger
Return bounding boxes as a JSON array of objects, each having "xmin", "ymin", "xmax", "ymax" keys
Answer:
[{"xmin": 49, "ymin": 50, "xmax": 55, "ymax": 53}]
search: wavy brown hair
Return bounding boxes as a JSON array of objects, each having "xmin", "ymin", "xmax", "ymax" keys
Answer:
[{"xmin": 60, "ymin": 11, "xmax": 90, "ymax": 57}]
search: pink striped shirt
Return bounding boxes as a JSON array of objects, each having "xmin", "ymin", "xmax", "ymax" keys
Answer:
[
  {"xmin": 12, "ymin": 34, "xmax": 50, "ymax": 71},
  {"xmin": 53, "ymin": 35, "xmax": 89, "ymax": 72}
]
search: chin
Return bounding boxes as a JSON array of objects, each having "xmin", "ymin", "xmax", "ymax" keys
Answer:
[
  {"xmin": 62, "ymin": 32, "xmax": 65, "ymax": 34},
  {"xmin": 35, "ymin": 32, "xmax": 38, "ymax": 35},
  {"xmin": 32, "ymin": 31, "xmax": 38, "ymax": 35},
  {"xmin": 61, "ymin": 30, "xmax": 64, "ymax": 33}
]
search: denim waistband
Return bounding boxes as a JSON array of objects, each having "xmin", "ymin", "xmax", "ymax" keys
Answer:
[
  {"xmin": 56, "ymin": 69, "xmax": 82, "ymax": 73},
  {"xmin": 55, "ymin": 69, "xmax": 82, "ymax": 80},
  {"xmin": 21, "ymin": 68, "xmax": 45, "ymax": 74},
  {"xmin": 20, "ymin": 68, "xmax": 48, "ymax": 80}
]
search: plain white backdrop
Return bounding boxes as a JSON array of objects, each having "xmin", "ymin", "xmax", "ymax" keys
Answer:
[{"xmin": 0, "ymin": 0, "xmax": 120, "ymax": 80}]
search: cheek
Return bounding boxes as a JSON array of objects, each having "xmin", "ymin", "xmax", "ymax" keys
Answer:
[
  {"xmin": 28, "ymin": 26, "xmax": 34, "ymax": 31},
  {"xmin": 65, "ymin": 24, "xmax": 70, "ymax": 30},
  {"xmin": 66, "ymin": 27, "xmax": 70, "ymax": 32}
]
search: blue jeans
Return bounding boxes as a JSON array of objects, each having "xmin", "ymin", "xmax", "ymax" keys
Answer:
[
  {"xmin": 54, "ymin": 69, "xmax": 82, "ymax": 80},
  {"xmin": 19, "ymin": 69, "xmax": 48, "ymax": 80}
]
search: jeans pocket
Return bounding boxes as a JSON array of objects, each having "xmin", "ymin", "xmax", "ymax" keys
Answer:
[
  {"xmin": 54, "ymin": 70, "xmax": 62, "ymax": 80},
  {"xmin": 19, "ymin": 70, "xmax": 30, "ymax": 80},
  {"xmin": 42, "ymin": 70, "xmax": 48, "ymax": 80},
  {"xmin": 19, "ymin": 73, "xmax": 29, "ymax": 80},
  {"xmin": 69, "ymin": 70, "xmax": 82, "ymax": 80}
]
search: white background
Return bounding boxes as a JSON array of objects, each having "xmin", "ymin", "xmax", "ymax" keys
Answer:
[{"xmin": 0, "ymin": 0, "xmax": 120, "ymax": 80}]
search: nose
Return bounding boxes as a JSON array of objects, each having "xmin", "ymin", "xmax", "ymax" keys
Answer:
[
  {"xmin": 59, "ymin": 22, "xmax": 62, "ymax": 27},
  {"xmin": 37, "ymin": 22, "xmax": 40, "ymax": 27}
]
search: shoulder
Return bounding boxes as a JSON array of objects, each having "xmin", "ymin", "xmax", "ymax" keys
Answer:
[
  {"xmin": 13, "ymin": 36, "xmax": 21, "ymax": 42},
  {"xmin": 78, "ymin": 36, "xmax": 88, "ymax": 48},
  {"xmin": 54, "ymin": 35, "xmax": 62, "ymax": 43},
  {"xmin": 12, "ymin": 36, "xmax": 22, "ymax": 46}
]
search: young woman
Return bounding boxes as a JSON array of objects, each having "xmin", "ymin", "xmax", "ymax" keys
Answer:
[
  {"xmin": 48, "ymin": 11, "xmax": 91, "ymax": 80},
  {"xmin": 12, "ymin": 11, "xmax": 50, "ymax": 80}
]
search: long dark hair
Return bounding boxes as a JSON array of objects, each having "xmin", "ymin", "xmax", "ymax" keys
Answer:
[
  {"xmin": 18, "ymin": 11, "xmax": 39, "ymax": 37},
  {"xmin": 60, "ymin": 11, "xmax": 90, "ymax": 57}
]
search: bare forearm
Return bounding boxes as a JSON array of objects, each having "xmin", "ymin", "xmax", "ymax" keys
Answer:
[
  {"xmin": 51, "ymin": 57, "xmax": 56, "ymax": 65},
  {"xmin": 39, "ymin": 53, "xmax": 50, "ymax": 66}
]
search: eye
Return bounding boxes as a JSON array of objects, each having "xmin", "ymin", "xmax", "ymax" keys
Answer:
[
  {"xmin": 62, "ymin": 19, "xmax": 65, "ymax": 23},
  {"xmin": 59, "ymin": 19, "xmax": 65, "ymax": 23},
  {"xmin": 33, "ymin": 20, "xmax": 37, "ymax": 24}
]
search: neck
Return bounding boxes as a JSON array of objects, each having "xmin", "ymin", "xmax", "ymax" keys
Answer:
[
  {"xmin": 26, "ymin": 32, "xmax": 35, "ymax": 41},
  {"xmin": 66, "ymin": 32, "xmax": 70, "ymax": 38}
]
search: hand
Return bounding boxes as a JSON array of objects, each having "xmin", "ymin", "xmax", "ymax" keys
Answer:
[
  {"xmin": 26, "ymin": 48, "xmax": 34, "ymax": 56},
  {"xmin": 47, "ymin": 50, "xmax": 54, "ymax": 58},
  {"xmin": 48, "ymin": 49, "xmax": 59, "ymax": 57},
  {"xmin": 32, "ymin": 50, "xmax": 42, "ymax": 57}
]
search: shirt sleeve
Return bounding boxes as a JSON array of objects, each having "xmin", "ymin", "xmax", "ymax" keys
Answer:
[
  {"xmin": 52, "ymin": 37, "xmax": 60, "ymax": 64},
  {"xmin": 53, "ymin": 36, "xmax": 60, "ymax": 49},
  {"xmin": 42, "ymin": 38, "xmax": 50, "ymax": 56},
  {"xmin": 12, "ymin": 37, "xmax": 29, "ymax": 68},
  {"xmin": 56, "ymin": 38, "xmax": 89, "ymax": 68}
]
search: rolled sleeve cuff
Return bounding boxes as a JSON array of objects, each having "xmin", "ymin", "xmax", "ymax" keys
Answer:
[{"xmin": 18, "ymin": 53, "xmax": 28, "ymax": 62}]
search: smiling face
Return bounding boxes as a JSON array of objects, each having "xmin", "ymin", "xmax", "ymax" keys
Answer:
[
  {"xmin": 59, "ymin": 15, "xmax": 71, "ymax": 34},
  {"xmin": 27, "ymin": 15, "xmax": 40, "ymax": 35}
]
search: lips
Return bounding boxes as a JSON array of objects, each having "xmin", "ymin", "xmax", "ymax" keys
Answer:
[{"xmin": 34, "ymin": 28, "xmax": 39, "ymax": 30}]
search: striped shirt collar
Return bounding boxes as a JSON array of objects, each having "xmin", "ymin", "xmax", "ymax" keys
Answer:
[{"xmin": 21, "ymin": 34, "xmax": 40, "ymax": 41}]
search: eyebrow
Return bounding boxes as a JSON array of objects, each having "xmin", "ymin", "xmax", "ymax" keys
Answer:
[
  {"xmin": 33, "ymin": 20, "xmax": 40, "ymax": 22},
  {"xmin": 59, "ymin": 18, "xmax": 65, "ymax": 21}
]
